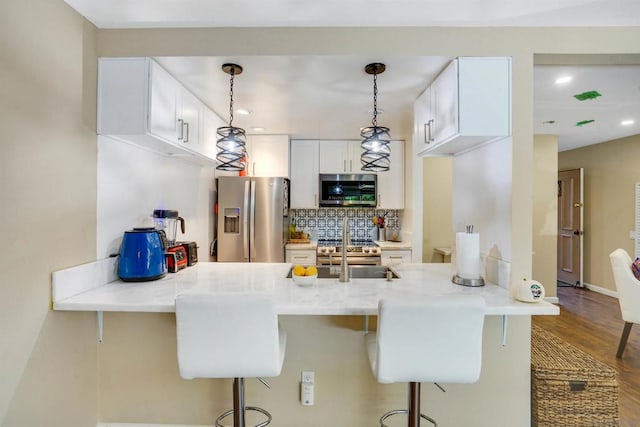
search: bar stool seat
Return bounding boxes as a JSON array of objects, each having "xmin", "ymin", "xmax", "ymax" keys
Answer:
[
  {"xmin": 366, "ymin": 294, "xmax": 486, "ymax": 427},
  {"xmin": 175, "ymin": 292, "xmax": 286, "ymax": 427}
]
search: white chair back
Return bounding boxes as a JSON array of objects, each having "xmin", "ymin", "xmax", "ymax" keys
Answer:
[
  {"xmin": 372, "ymin": 294, "xmax": 486, "ymax": 384},
  {"xmin": 609, "ymin": 248, "xmax": 640, "ymax": 324},
  {"xmin": 175, "ymin": 292, "xmax": 286, "ymax": 380}
]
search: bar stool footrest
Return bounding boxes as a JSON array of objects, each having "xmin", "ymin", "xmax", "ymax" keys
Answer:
[
  {"xmin": 380, "ymin": 409, "xmax": 437, "ymax": 427},
  {"xmin": 215, "ymin": 406, "xmax": 272, "ymax": 427}
]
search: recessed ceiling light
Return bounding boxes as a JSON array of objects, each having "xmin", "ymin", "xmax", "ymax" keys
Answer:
[
  {"xmin": 621, "ymin": 119, "xmax": 635, "ymax": 126},
  {"xmin": 235, "ymin": 108, "xmax": 251, "ymax": 115},
  {"xmin": 555, "ymin": 76, "xmax": 573, "ymax": 85},
  {"xmin": 251, "ymin": 127, "xmax": 265, "ymax": 132}
]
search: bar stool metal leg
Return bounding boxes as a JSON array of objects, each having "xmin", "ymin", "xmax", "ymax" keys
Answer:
[
  {"xmin": 408, "ymin": 382, "xmax": 420, "ymax": 426},
  {"xmin": 215, "ymin": 378, "xmax": 273, "ymax": 427},
  {"xmin": 379, "ymin": 383, "xmax": 438, "ymax": 427},
  {"xmin": 233, "ymin": 378, "xmax": 245, "ymax": 427}
]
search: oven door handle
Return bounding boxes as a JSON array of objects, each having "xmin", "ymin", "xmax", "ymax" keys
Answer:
[{"xmin": 317, "ymin": 256, "xmax": 380, "ymax": 266}]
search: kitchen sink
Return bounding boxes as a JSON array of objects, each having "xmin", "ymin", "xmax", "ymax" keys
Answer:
[{"xmin": 287, "ymin": 265, "xmax": 400, "ymax": 279}]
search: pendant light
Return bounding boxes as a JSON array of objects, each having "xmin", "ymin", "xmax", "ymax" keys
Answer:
[
  {"xmin": 216, "ymin": 63, "xmax": 247, "ymax": 171},
  {"xmin": 360, "ymin": 63, "xmax": 391, "ymax": 172}
]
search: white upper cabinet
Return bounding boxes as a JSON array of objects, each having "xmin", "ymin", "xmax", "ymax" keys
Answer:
[
  {"xmin": 148, "ymin": 60, "xmax": 181, "ymax": 144},
  {"xmin": 377, "ymin": 140, "xmax": 404, "ymax": 209},
  {"xmin": 319, "ymin": 140, "xmax": 363, "ymax": 173},
  {"xmin": 245, "ymin": 135, "xmax": 290, "ymax": 177},
  {"xmin": 98, "ymin": 57, "xmax": 222, "ymax": 164},
  {"xmin": 290, "ymin": 140, "xmax": 320, "ymax": 208},
  {"xmin": 417, "ymin": 57, "xmax": 511, "ymax": 156},
  {"xmin": 178, "ymin": 89, "xmax": 202, "ymax": 150}
]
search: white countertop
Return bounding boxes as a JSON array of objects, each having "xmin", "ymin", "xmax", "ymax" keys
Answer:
[
  {"xmin": 285, "ymin": 242, "xmax": 317, "ymax": 250},
  {"xmin": 374, "ymin": 240, "xmax": 413, "ymax": 250},
  {"xmin": 53, "ymin": 262, "xmax": 558, "ymax": 316}
]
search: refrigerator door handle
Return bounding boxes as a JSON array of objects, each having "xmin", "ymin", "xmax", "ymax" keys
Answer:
[
  {"xmin": 249, "ymin": 180, "xmax": 257, "ymax": 261},
  {"xmin": 243, "ymin": 180, "xmax": 250, "ymax": 261}
]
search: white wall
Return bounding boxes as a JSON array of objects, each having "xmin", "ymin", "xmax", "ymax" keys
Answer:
[
  {"xmin": 452, "ymin": 138, "xmax": 512, "ymax": 260},
  {"xmin": 452, "ymin": 138, "xmax": 513, "ymax": 287},
  {"xmin": 97, "ymin": 137, "xmax": 216, "ymax": 259}
]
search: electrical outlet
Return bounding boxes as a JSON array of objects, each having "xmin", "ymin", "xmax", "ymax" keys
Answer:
[
  {"xmin": 301, "ymin": 371, "xmax": 315, "ymax": 406},
  {"xmin": 630, "ymin": 231, "xmax": 636, "ymax": 240},
  {"xmin": 301, "ymin": 381, "xmax": 314, "ymax": 406},
  {"xmin": 301, "ymin": 371, "xmax": 315, "ymax": 383}
]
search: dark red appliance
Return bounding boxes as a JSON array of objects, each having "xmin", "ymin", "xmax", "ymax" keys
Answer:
[
  {"xmin": 166, "ymin": 246, "xmax": 188, "ymax": 272},
  {"xmin": 175, "ymin": 241, "xmax": 198, "ymax": 266}
]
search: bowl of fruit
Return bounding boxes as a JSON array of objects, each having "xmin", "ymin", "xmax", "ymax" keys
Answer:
[{"xmin": 291, "ymin": 265, "xmax": 318, "ymax": 286}]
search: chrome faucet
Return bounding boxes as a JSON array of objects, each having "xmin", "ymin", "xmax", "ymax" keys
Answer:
[{"xmin": 339, "ymin": 216, "xmax": 350, "ymax": 283}]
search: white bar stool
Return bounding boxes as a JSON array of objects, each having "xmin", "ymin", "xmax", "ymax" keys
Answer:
[
  {"xmin": 175, "ymin": 292, "xmax": 287, "ymax": 427},
  {"xmin": 366, "ymin": 294, "xmax": 486, "ymax": 427}
]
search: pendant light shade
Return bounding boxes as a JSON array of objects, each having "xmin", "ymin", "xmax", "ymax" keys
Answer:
[
  {"xmin": 361, "ymin": 63, "xmax": 391, "ymax": 172},
  {"xmin": 216, "ymin": 63, "xmax": 247, "ymax": 171}
]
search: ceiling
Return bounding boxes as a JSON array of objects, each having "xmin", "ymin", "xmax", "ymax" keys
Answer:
[
  {"xmin": 66, "ymin": 0, "xmax": 640, "ymax": 151},
  {"xmin": 65, "ymin": 0, "xmax": 640, "ymax": 28},
  {"xmin": 534, "ymin": 65, "xmax": 640, "ymax": 151}
]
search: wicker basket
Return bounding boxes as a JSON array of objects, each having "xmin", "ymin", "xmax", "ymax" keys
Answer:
[{"xmin": 531, "ymin": 326, "xmax": 619, "ymax": 427}]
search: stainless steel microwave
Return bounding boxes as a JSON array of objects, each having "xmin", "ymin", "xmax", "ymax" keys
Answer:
[{"xmin": 319, "ymin": 174, "xmax": 377, "ymax": 207}]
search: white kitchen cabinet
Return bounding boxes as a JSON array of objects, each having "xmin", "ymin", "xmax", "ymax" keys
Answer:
[
  {"xmin": 148, "ymin": 59, "xmax": 181, "ymax": 144},
  {"xmin": 246, "ymin": 135, "xmax": 290, "ymax": 177},
  {"xmin": 178, "ymin": 89, "xmax": 202, "ymax": 150},
  {"xmin": 286, "ymin": 248, "xmax": 317, "ymax": 265},
  {"xmin": 381, "ymin": 249, "xmax": 412, "ymax": 266},
  {"xmin": 376, "ymin": 140, "xmax": 404, "ymax": 209},
  {"xmin": 290, "ymin": 140, "xmax": 319, "ymax": 208},
  {"xmin": 417, "ymin": 57, "xmax": 511, "ymax": 156},
  {"xmin": 98, "ymin": 57, "xmax": 219, "ymax": 164},
  {"xmin": 319, "ymin": 140, "xmax": 362, "ymax": 173}
]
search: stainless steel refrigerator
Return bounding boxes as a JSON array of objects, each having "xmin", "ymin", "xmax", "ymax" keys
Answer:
[{"xmin": 216, "ymin": 176, "xmax": 289, "ymax": 262}]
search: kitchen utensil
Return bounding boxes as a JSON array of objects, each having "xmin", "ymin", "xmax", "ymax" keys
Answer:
[
  {"xmin": 153, "ymin": 209, "xmax": 185, "ymax": 246},
  {"xmin": 118, "ymin": 228, "xmax": 167, "ymax": 281}
]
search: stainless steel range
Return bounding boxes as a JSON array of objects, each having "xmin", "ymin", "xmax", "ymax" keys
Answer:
[{"xmin": 316, "ymin": 239, "xmax": 381, "ymax": 266}]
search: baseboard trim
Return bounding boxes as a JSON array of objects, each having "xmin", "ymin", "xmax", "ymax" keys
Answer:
[
  {"xmin": 583, "ymin": 282, "xmax": 619, "ymax": 299},
  {"xmin": 98, "ymin": 424, "xmax": 211, "ymax": 427}
]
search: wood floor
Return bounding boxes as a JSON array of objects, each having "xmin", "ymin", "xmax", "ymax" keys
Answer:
[{"xmin": 533, "ymin": 286, "xmax": 640, "ymax": 427}]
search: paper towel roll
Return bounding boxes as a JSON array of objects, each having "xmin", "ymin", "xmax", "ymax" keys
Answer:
[{"xmin": 455, "ymin": 232, "xmax": 481, "ymax": 280}]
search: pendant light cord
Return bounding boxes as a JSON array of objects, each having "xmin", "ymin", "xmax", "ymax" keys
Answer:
[
  {"xmin": 372, "ymin": 72, "xmax": 378, "ymax": 127},
  {"xmin": 228, "ymin": 68, "xmax": 235, "ymax": 127}
]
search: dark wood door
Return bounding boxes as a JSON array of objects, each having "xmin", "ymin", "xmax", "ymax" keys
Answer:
[{"xmin": 557, "ymin": 169, "xmax": 583, "ymax": 286}]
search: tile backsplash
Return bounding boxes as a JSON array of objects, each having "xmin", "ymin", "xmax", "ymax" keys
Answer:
[{"xmin": 290, "ymin": 208, "xmax": 400, "ymax": 240}]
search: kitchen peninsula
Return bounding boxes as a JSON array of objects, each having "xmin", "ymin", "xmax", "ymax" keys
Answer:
[
  {"xmin": 53, "ymin": 260, "xmax": 557, "ymax": 316},
  {"xmin": 52, "ymin": 259, "xmax": 557, "ymax": 426}
]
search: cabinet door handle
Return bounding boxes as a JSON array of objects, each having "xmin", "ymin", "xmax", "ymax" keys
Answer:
[
  {"xmin": 293, "ymin": 255, "xmax": 309, "ymax": 260},
  {"xmin": 427, "ymin": 119, "xmax": 434, "ymax": 143},
  {"xmin": 424, "ymin": 123, "xmax": 428, "ymax": 144},
  {"xmin": 429, "ymin": 119, "xmax": 435, "ymax": 142},
  {"xmin": 343, "ymin": 160, "xmax": 347, "ymax": 172},
  {"xmin": 349, "ymin": 160, "xmax": 352, "ymax": 171},
  {"xmin": 378, "ymin": 194, "xmax": 381, "ymax": 207},
  {"xmin": 183, "ymin": 121, "xmax": 189, "ymax": 143},
  {"xmin": 178, "ymin": 119, "xmax": 184, "ymax": 140},
  {"xmin": 314, "ymin": 194, "xmax": 317, "ymax": 206},
  {"xmin": 252, "ymin": 162, "xmax": 256, "ymax": 176}
]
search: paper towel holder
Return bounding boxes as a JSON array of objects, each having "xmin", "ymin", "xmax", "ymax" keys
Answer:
[
  {"xmin": 452, "ymin": 275, "xmax": 485, "ymax": 287},
  {"xmin": 453, "ymin": 224, "xmax": 484, "ymax": 286}
]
